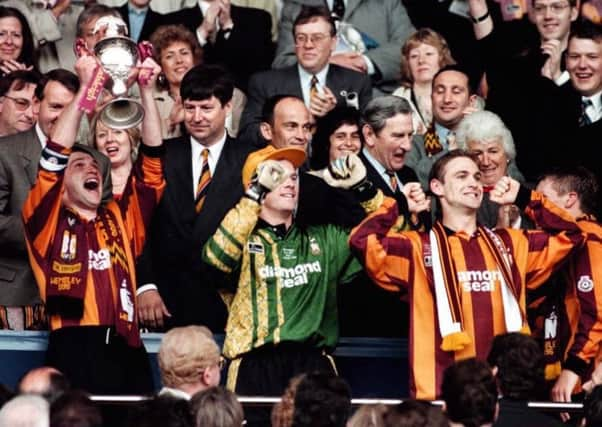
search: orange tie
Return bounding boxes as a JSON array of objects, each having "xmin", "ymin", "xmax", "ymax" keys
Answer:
[
  {"xmin": 310, "ymin": 75, "xmax": 319, "ymax": 100},
  {"xmin": 386, "ymin": 170, "xmax": 398, "ymax": 193},
  {"xmin": 195, "ymin": 149, "xmax": 211, "ymax": 213}
]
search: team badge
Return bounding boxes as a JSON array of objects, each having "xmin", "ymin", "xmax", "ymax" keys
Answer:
[
  {"xmin": 578, "ymin": 275, "xmax": 594, "ymax": 293},
  {"xmin": 309, "ymin": 237, "xmax": 320, "ymax": 256}
]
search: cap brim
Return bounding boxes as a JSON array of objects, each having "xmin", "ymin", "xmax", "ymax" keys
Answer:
[{"xmin": 263, "ymin": 147, "xmax": 306, "ymax": 169}]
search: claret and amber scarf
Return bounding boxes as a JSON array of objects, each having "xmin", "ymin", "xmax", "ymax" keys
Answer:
[{"xmin": 427, "ymin": 222, "xmax": 529, "ymax": 351}]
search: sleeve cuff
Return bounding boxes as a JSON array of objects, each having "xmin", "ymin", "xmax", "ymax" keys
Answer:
[
  {"xmin": 136, "ymin": 283, "xmax": 158, "ymax": 296},
  {"xmin": 139, "ymin": 143, "xmax": 165, "ymax": 158},
  {"xmin": 196, "ymin": 28, "xmax": 208, "ymax": 47},
  {"xmin": 563, "ymin": 355, "xmax": 590, "ymax": 378},
  {"xmin": 362, "ymin": 54, "xmax": 375, "ymax": 75},
  {"xmin": 515, "ymin": 185, "xmax": 532, "ymax": 211}
]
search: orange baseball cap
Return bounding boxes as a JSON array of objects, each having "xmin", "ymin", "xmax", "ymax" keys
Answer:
[{"xmin": 242, "ymin": 146, "xmax": 306, "ymax": 188}]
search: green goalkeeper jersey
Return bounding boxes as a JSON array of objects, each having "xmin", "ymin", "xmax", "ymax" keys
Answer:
[{"xmin": 203, "ymin": 197, "xmax": 361, "ymax": 359}]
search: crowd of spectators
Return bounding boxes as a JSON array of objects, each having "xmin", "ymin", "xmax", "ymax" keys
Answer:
[{"xmin": 0, "ymin": 0, "xmax": 601, "ymax": 426}]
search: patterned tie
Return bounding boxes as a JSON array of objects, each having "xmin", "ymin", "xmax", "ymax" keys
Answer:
[
  {"xmin": 310, "ymin": 75, "xmax": 319, "ymax": 100},
  {"xmin": 385, "ymin": 170, "xmax": 398, "ymax": 193},
  {"xmin": 579, "ymin": 98, "xmax": 593, "ymax": 127},
  {"xmin": 332, "ymin": 0, "xmax": 345, "ymax": 20},
  {"xmin": 195, "ymin": 149, "xmax": 211, "ymax": 213}
]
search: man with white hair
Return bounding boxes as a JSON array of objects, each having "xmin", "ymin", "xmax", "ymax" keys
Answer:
[
  {"xmin": 0, "ymin": 394, "xmax": 49, "ymax": 427},
  {"xmin": 157, "ymin": 325, "xmax": 223, "ymax": 399}
]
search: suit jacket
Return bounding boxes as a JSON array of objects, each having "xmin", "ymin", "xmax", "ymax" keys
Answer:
[
  {"xmin": 273, "ymin": 0, "xmax": 414, "ymax": 93},
  {"xmin": 0, "ymin": 129, "xmax": 43, "ymax": 306},
  {"xmin": 239, "ymin": 64, "xmax": 372, "ymax": 145},
  {"xmin": 173, "ymin": 4, "xmax": 274, "ymax": 92},
  {"xmin": 338, "ymin": 151, "xmax": 425, "ymax": 337},
  {"xmin": 137, "ymin": 135, "xmax": 255, "ymax": 331}
]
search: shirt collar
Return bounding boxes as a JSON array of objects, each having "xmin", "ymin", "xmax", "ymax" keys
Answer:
[
  {"xmin": 583, "ymin": 89, "xmax": 602, "ymax": 112},
  {"xmin": 434, "ymin": 122, "xmax": 451, "ymax": 144},
  {"xmin": 128, "ymin": 3, "xmax": 149, "ymax": 14},
  {"xmin": 362, "ymin": 147, "xmax": 399, "ymax": 186},
  {"xmin": 158, "ymin": 387, "xmax": 191, "ymax": 400},
  {"xmin": 190, "ymin": 130, "xmax": 227, "ymax": 174},
  {"xmin": 298, "ymin": 64, "xmax": 329, "ymax": 90},
  {"xmin": 35, "ymin": 122, "xmax": 47, "ymax": 148}
]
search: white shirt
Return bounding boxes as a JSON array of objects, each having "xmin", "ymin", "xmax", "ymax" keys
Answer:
[
  {"xmin": 298, "ymin": 64, "xmax": 329, "ymax": 107},
  {"xmin": 190, "ymin": 131, "xmax": 227, "ymax": 197},
  {"xmin": 583, "ymin": 89, "xmax": 602, "ymax": 124},
  {"xmin": 362, "ymin": 147, "xmax": 401, "ymax": 192},
  {"xmin": 34, "ymin": 122, "xmax": 47, "ymax": 148}
]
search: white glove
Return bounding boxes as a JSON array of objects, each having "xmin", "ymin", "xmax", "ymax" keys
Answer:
[
  {"xmin": 246, "ymin": 160, "xmax": 288, "ymax": 202},
  {"xmin": 309, "ymin": 153, "xmax": 367, "ymax": 189}
]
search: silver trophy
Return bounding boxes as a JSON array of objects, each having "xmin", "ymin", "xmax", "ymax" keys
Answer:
[{"xmin": 93, "ymin": 16, "xmax": 144, "ymax": 129}]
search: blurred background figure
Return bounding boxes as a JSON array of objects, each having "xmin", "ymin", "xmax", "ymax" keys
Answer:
[
  {"xmin": 49, "ymin": 390, "xmax": 103, "ymax": 427},
  {"xmin": 393, "ymin": 28, "xmax": 455, "ymax": 135},
  {"xmin": 190, "ymin": 386, "xmax": 244, "ymax": 427},
  {"xmin": 17, "ymin": 367, "xmax": 70, "ymax": 404},
  {"xmin": 150, "ymin": 24, "xmax": 246, "ymax": 139},
  {"xmin": 0, "ymin": 394, "xmax": 49, "ymax": 427},
  {"xmin": 0, "ymin": 6, "xmax": 37, "ymax": 76}
]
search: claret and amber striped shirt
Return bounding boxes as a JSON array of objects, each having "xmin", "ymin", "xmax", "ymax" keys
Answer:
[
  {"xmin": 22, "ymin": 141, "xmax": 165, "ymax": 343},
  {"xmin": 349, "ymin": 188, "xmax": 585, "ymax": 399}
]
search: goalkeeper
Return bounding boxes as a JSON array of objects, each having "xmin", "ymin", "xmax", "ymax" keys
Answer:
[{"xmin": 202, "ymin": 145, "xmax": 427, "ymax": 402}]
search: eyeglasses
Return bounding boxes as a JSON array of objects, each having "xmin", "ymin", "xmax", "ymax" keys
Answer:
[
  {"xmin": 294, "ymin": 33, "xmax": 332, "ymax": 45},
  {"xmin": 532, "ymin": 2, "xmax": 571, "ymax": 15},
  {"xmin": 2, "ymin": 95, "xmax": 32, "ymax": 111}
]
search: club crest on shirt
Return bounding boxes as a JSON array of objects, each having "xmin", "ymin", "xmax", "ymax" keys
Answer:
[
  {"xmin": 577, "ymin": 275, "xmax": 594, "ymax": 293},
  {"xmin": 248, "ymin": 242, "xmax": 264, "ymax": 254},
  {"xmin": 309, "ymin": 237, "xmax": 321, "ymax": 256}
]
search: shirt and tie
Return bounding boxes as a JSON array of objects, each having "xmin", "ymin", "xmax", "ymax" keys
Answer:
[
  {"xmin": 190, "ymin": 133, "xmax": 226, "ymax": 212},
  {"xmin": 579, "ymin": 92, "xmax": 602, "ymax": 127},
  {"xmin": 298, "ymin": 65, "xmax": 329, "ymax": 107}
]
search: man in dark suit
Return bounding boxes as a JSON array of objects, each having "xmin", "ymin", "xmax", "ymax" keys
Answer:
[
  {"xmin": 339, "ymin": 95, "xmax": 427, "ymax": 337},
  {"xmin": 136, "ymin": 64, "xmax": 255, "ymax": 332},
  {"xmin": 238, "ymin": 5, "xmax": 372, "ymax": 146},
  {"xmin": 559, "ymin": 20, "xmax": 602, "ymax": 218},
  {"xmin": 0, "ymin": 69, "xmax": 110, "ymax": 330},
  {"xmin": 171, "ymin": 0, "xmax": 274, "ymax": 92}
]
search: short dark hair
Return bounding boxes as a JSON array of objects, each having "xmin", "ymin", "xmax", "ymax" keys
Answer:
[
  {"xmin": 127, "ymin": 395, "xmax": 193, "ymax": 427},
  {"xmin": 180, "ymin": 64, "xmax": 234, "ymax": 105},
  {"xmin": 428, "ymin": 149, "xmax": 478, "ymax": 184},
  {"xmin": 35, "ymin": 69, "xmax": 79, "ymax": 101},
  {"xmin": 569, "ymin": 19, "xmax": 602, "ymax": 46},
  {"xmin": 50, "ymin": 390, "xmax": 103, "ymax": 427},
  {"xmin": 487, "ymin": 333, "xmax": 545, "ymax": 400},
  {"xmin": 537, "ymin": 165, "xmax": 600, "ymax": 217},
  {"xmin": 0, "ymin": 6, "xmax": 37, "ymax": 70},
  {"xmin": 432, "ymin": 64, "xmax": 476, "ymax": 95},
  {"xmin": 584, "ymin": 385, "xmax": 602, "ymax": 427},
  {"xmin": 441, "ymin": 358, "xmax": 498, "ymax": 427},
  {"xmin": 292, "ymin": 371, "xmax": 352, "ymax": 427},
  {"xmin": 0, "ymin": 69, "xmax": 40, "ymax": 97},
  {"xmin": 292, "ymin": 6, "xmax": 336, "ymax": 38},
  {"xmin": 382, "ymin": 400, "xmax": 447, "ymax": 427},
  {"xmin": 261, "ymin": 94, "xmax": 304, "ymax": 125},
  {"xmin": 311, "ymin": 106, "xmax": 363, "ymax": 169}
]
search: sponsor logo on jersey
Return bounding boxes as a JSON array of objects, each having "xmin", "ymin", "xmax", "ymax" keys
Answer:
[
  {"xmin": 259, "ymin": 261, "xmax": 322, "ymax": 288},
  {"xmin": 458, "ymin": 270, "xmax": 503, "ymax": 292},
  {"xmin": 89, "ymin": 248, "xmax": 110, "ymax": 270}
]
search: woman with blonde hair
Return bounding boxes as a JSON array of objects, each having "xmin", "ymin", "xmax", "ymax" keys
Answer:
[{"xmin": 392, "ymin": 28, "xmax": 455, "ymax": 135}]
